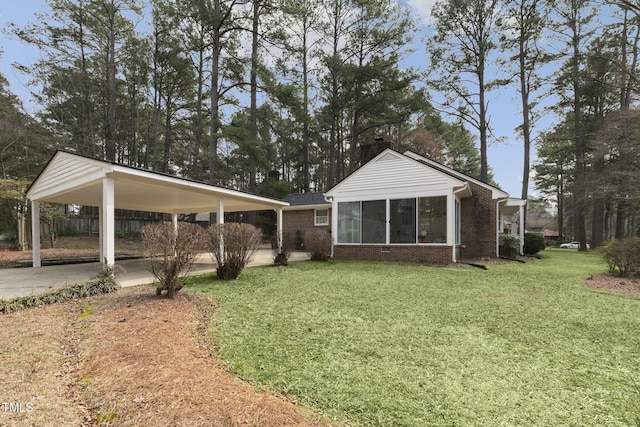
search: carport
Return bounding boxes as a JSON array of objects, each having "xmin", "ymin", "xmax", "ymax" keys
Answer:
[{"xmin": 26, "ymin": 150, "xmax": 289, "ymax": 268}]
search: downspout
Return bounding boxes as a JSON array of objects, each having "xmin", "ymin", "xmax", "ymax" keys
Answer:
[
  {"xmin": 452, "ymin": 183, "xmax": 470, "ymax": 263},
  {"xmin": 325, "ymin": 195, "xmax": 335, "ymax": 258}
]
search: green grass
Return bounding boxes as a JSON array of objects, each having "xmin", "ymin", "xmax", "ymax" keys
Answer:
[{"xmin": 188, "ymin": 249, "xmax": 640, "ymax": 426}]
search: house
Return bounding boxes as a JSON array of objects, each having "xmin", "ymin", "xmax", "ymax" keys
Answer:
[
  {"xmin": 282, "ymin": 192, "xmax": 332, "ymax": 237},
  {"xmin": 284, "ymin": 148, "xmax": 525, "ymax": 264}
]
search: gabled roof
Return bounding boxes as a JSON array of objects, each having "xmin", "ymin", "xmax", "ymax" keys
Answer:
[
  {"xmin": 402, "ymin": 151, "xmax": 509, "ymax": 199},
  {"xmin": 283, "ymin": 192, "xmax": 330, "ymax": 210},
  {"xmin": 326, "ymin": 149, "xmax": 472, "ymax": 199},
  {"xmin": 27, "ymin": 150, "xmax": 289, "ymax": 214}
]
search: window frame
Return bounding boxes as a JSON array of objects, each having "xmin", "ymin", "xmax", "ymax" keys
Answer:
[
  {"xmin": 336, "ymin": 195, "xmax": 451, "ymax": 245},
  {"xmin": 314, "ymin": 208, "xmax": 329, "ymax": 226}
]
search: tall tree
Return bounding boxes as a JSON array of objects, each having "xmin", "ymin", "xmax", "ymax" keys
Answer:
[
  {"xmin": 551, "ymin": 0, "xmax": 596, "ymax": 250},
  {"xmin": 498, "ymin": 0, "xmax": 550, "ymax": 203},
  {"xmin": 533, "ymin": 126, "xmax": 575, "ymax": 242},
  {"xmin": 10, "ymin": 0, "xmax": 142, "ymax": 161},
  {"xmin": 278, "ymin": 0, "xmax": 322, "ymax": 192},
  {"xmin": 150, "ymin": 0, "xmax": 195, "ymax": 173},
  {"xmin": 319, "ymin": 0, "xmax": 352, "ymax": 188},
  {"xmin": 427, "ymin": 0, "xmax": 502, "ymax": 183},
  {"xmin": 342, "ymin": 0, "xmax": 419, "ymax": 173}
]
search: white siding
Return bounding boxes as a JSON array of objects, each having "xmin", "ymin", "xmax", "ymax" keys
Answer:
[
  {"xmin": 327, "ymin": 151, "xmax": 465, "ymax": 201},
  {"xmin": 28, "ymin": 154, "xmax": 111, "ymax": 201}
]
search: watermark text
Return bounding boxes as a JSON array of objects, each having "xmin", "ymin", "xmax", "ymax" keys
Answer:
[{"xmin": 2, "ymin": 402, "xmax": 34, "ymax": 413}]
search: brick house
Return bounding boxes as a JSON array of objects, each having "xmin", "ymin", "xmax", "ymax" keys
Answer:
[
  {"xmin": 282, "ymin": 192, "xmax": 332, "ymax": 237},
  {"xmin": 285, "ymin": 148, "xmax": 525, "ymax": 264}
]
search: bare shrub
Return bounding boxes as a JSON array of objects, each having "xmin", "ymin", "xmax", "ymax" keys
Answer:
[
  {"xmin": 303, "ymin": 229, "xmax": 332, "ymax": 261},
  {"xmin": 206, "ymin": 223, "xmax": 262, "ymax": 279},
  {"xmin": 141, "ymin": 222, "xmax": 206, "ymax": 298},
  {"xmin": 600, "ymin": 237, "xmax": 640, "ymax": 277}
]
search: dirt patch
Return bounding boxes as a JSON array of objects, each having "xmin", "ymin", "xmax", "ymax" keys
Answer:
[
  {"xmin": 584, "ymin": 273, "xmax": 640, "ymax": 297},
  {"xmin": 0, "ymin": 287, "xmax": 330, "ymax": 426},
  {"xmin": 0, "ymin": 302, "xmax": 91, "ymax": 425}
]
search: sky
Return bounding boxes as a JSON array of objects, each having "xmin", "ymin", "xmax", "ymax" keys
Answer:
[{"xmin": 0, "ymin": 0, "xmax": 544, "ymax": 199}]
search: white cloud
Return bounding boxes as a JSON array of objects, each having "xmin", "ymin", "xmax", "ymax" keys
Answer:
[{"xmin": 405, "ymin": 0, "xmax": 437, "ymax": 25}]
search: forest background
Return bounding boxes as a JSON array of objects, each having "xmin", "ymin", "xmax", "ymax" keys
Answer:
[{"xmin": 0, "ymin": 0, "xmax": 639, "ymax": 249}]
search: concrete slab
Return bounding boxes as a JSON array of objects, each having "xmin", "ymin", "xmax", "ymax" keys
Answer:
[{"xmin": 0, "ymin": 250, "xmax": 310, "ymax": 300}]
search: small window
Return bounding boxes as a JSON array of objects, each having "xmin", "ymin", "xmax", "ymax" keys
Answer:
[{"xmin": 315, "ymin": 208, "xmax": 329, "ymax": 226}]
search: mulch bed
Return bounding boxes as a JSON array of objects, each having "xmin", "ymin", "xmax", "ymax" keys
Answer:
[
  {"xmin": 1, "ymin": 286, "xmax": 329, "ymax": 426},
  {"xmin": 584, "ymin": 273, "xmax": 640, "ymax": 297}
]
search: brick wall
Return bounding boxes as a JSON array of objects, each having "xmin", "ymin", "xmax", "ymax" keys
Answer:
[
  {"xmin": 333, "ymin": 245, "xmax": 453, "ymax": 264},
  {"xmin": 459, "ymin": 183, "xmax": 497, "ymax": 260},
  {"xmin": 283, "ymin": 209, "xmax": 331, "ymax": 235}
]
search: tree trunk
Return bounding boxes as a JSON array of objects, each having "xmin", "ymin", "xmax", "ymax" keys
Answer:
[
  {"xmin": 105, "ymin": 1, "xmax": 118, "ymax": 162},
  {"xmin": 615, "ymin": 199, "xmax": 626, "ymax": 239},
  {"xmin": 249, "ymin": 0, "xmax": 260, "ymax": 193},
  {"xmin": 209, "ymin": 0, "xmax": 222, "ymax": 185}
]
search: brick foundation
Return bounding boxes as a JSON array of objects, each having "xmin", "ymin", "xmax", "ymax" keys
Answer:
[{"xmin": 333, "ymin": 245, "xmax": 454, "ymax": 264}]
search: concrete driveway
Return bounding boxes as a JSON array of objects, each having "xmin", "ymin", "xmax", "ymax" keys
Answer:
[{"xmin": 0, "ymin": 250, "xmax": 310, "ymax": 300}]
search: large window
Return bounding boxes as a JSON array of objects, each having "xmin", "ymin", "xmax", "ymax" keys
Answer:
[
  {"xmin": 418, "ymin": 196, "xmax": 447, "ymax": 243},
  {"xmin": 390, "ymin": 199, "xmax": 416, "ymax": 243},
  {"xmin": 337, "ymin": 196, "xmax": 449, "ymax": 244},
  {"xmin": 362, "ymin": 200, "xmax": 386, "ymax": 243},
  {"xmin": 338, "ymin": 202, "xmax": 360, "ymax": 243}
]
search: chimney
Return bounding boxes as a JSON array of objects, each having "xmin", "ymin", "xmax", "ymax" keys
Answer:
[
  {"xmin": 360, "ymin": 137, "xmax": 392, "ymax": 164},
  {"xmin": 268, "ymin": 170, "xmax": 280, "ymax": 181}
]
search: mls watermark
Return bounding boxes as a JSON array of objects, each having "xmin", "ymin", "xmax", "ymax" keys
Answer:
[{"xmin": 2, "ymin": 402, "xmax": 34, "ymax": 413}]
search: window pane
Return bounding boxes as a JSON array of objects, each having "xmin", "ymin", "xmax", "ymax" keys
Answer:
[
  {"xmin": 418, "ymin": 196, "xmax": 447, "ymax": 243},
  {"xmin": 362, "ymin": 200, "xmax": 386, "ymax": 243},
  {"xmin": 338, "ymin": 202, "xmax": 361, "ymax": 243},
  {"xmin": 315, "ymin": 209, "xmax": 329, "ymax": 226},
  {"xmin": 390, "ymin": 199, "xmax": 416, "ymax": 243}
]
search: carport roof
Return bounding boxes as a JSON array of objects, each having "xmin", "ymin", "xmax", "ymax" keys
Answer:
[{"xmin": 26, "ymin": 150, "xmax": 289, "ymax": 214}]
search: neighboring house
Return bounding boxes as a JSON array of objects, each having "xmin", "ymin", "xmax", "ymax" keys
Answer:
[
  {"xmin": 282, "ymin": 192, "xmax": 332, "ymax": 236},
  {"xmin": 284, "ymin": 147, "xmax": 525, "ymax": 264},
  {"xmin": 543, "ymin": 229, "xmax": 560, "ymax": 245}
]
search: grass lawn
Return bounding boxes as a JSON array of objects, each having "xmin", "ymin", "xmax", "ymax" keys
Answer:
[{"xmin": 188, "ymin": 249, "xmax": 640, "ymax": 426}]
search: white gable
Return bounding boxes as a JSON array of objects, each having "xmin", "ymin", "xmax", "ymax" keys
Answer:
[
  {"xmin": 27, "ymin": 152, "xmax": 112, "ymax": 202},
  {"xmin": 326, "ymin": 150, "xmax": 467, "ymax": 201}
]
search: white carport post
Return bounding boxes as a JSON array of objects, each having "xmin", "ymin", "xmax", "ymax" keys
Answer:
[
  {"xmin": 99, "ymin": 206, "xmax": 103, "ymax": 262},
  {"xmin": 31, "ymin": 200, "xmax": 41, "ymax": 268},
  {"xmin": 217, "ymin": 198, "xmax": 225, "ymax": 259},
  {"xmin": 102, "ymin": 176, "xmax": 115, "ymax": 266},
  {"xmin": 518, "ymin": 203, "xmax": 525, "ymax": 256},
  {"xmin": 276, "ymin": 207, "xmax": 283, "ymax": 253},
  {"xmin": 172, "ymin": 213, "xmax": 178, "ymax": 256}
]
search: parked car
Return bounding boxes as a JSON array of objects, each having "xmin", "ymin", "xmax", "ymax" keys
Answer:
[{"xmin": 559, "ymin": 241, "xmax": 590, "ymax": 249}]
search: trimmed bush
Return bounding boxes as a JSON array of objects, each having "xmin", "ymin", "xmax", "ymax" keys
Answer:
[
  {"xmin": 600, "ymin": 237, "xmax": 640, "ymax": 277},
  {"xmin": 141, "ymin": 222, "xmax": 207, "ymax": 298},
  {"xmin": 523, "ymin": 233, "xmax": 546, "ymax": 255},
  {"xmin": 304, "ymin": 229, "xmax": 332, "ymax": 261},
  {"xmin": 500, "ymin": 233, "xmax": 521, "ymax": 258},
  {"xmin": 206, "ymin": 222, "xmax": 262, "ymax": 280}
]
